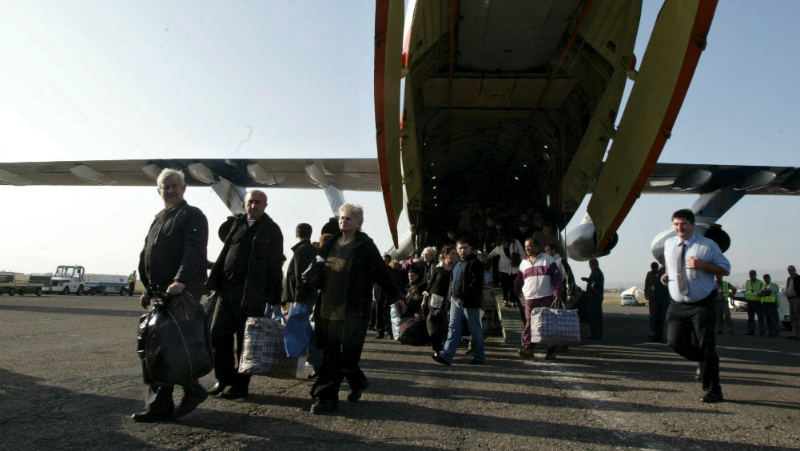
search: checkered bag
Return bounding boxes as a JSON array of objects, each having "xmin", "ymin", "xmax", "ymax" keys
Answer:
[
  {"xmin": 530, "ymin": 301, "xmax": 581, "ymax": 346},
  {"xmin": 239, "ymin": 317, "xmax": 303, "ymax": 379}
]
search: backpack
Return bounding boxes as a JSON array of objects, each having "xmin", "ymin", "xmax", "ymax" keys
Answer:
[{"xmin": 398, "ymin": 317, "xmax": 431, "ymax": 346}]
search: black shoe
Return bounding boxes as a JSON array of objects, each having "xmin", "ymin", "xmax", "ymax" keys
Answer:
[
  {"xmin": 587, "ymin": 336, "xmax": 602, "ymax": 340},
  {"xmin": 544, "ymin": 351, "xmax": 556, "ymax": 361},
  {"xmin": 432, "ymin": 353, "xmax": 451, "ymax": 367},
  {"xmin": 374, "ymin": 333, "xmax": 385, "ymax": 339},
  {"xmin": 173, "ymin": 391, "xmax": 208, "ymax": 419},
  {"xmin": 131, "ymin": 409, "xmax": 173, "ymax": 422},
  {"xmin": 700, "ymin": 391, "xmax": 724, "ymax": 403},
  {"xmin": 347, "ymin": 389, "xmax": 363, "ymax": 402},
  {"xmin": 207, "ymin": 382, "xmax": 228, "ymax": 396},
  {"xmin": 465, "ymin": 347, "xmax": 474, "ymax": 356},
  {"xmin": 468, "ymin": 359, "xmax": 484, "ymax": 365},
  {"xmin": 220, "ymin": 386, "xmax": 249, "ymax": 399},
  {"xmin": 307, "ymin": 370, "xmax": 319, "ymax": 380},
  {"xmin": 311, "ymin": 399, "xmax": 339, "ymax": 414}
]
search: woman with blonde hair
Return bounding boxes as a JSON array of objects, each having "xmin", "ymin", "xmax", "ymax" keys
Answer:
[{"xmin": 309, "ymin": 203, "xmax": 403, "ymax": 414}]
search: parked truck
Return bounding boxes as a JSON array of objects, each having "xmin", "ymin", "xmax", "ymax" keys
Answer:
[{"xmin": 1, "ymin": 266, "xmax": 129, "ymax": 296}]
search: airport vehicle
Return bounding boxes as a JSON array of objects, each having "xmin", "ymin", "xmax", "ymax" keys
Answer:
[
  {"xmin": 1, "ymin": 1, "xmax": 799, "ymax": 266},
  {"xmin": 731, "ymin": 290, "xmax": 748, "ymax": 312},
  {"xmin": 42, "ymin": 266, "xmax": 128, "ymax": 296},
  {"xmin": 0, "ymin": 272, "xmax": 50, "ymax": 296},
  {"xmin": 620, "ymin": 294, "xmax": 639, "ymax": 306}
]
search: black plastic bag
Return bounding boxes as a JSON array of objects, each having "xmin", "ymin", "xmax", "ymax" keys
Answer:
[{"xmin": 137, "ymin": 292, "xmax": 214, "ymax": 386}]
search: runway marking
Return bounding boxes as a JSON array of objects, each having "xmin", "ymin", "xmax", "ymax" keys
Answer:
[{"xmin": 525, "ymin": 359, "xmax": 705, "ymax": 451}]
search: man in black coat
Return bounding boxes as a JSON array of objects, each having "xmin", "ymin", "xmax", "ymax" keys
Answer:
[
  {"xmin": 432, "ymin": 238, "xmax": 485, "ymax": 366},
  {"xmin": 284, "ymin": 223, "xmax": 323, "ymax": 377},
  {"xmin": 206, "ymin": 190, "xmax": 284, "ymax": 399},
  {"xmin": 134, "ymin": 168, "xmax": 209, "ymax": 422}
]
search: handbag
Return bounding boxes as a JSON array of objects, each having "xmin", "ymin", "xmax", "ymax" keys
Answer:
[
  {"xmin": 529, "ymin": 300, "xmax": 581, "ymax": 346},
  {"xmin": 429, "ymin": 293, "xmax": 445, "ymax": 309},
  {"xmin": 301, "ymin": 256, "xmax": 326, "ymax": 290},
  {"xmin": 511, "ymin": 251, "xmax": 521, "ymax": 267},
  {"xmin": 239, "ymin": 317, "xmax": 303, "ymax": 379}
]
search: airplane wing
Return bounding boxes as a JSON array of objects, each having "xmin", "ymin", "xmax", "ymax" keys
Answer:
[
  {"xmin": 641, "ymin": 163, "xmax": 800, "ymax": 195},
  {"xmin": 0, "ymin": 158, "xmax": 381, "ymax": 191},
  {"xmin": 4, "ymin": 158, "xmax": 799, "ymax": 196}
]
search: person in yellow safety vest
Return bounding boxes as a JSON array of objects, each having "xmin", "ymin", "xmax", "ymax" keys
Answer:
[
  {"xmin": 758, "ymin": 274, "xmax": 781, "ymax": 338},
  {"xmin": 714, "ymin": 275, "xmax": 735, "ymax": 335},
  {"xmin": 744, "ymin": 270, "xmax": 766, "ymax": 336},
  {"xmin": 127, "ymin": 270, "xmax": 137, "ymax": 297}
]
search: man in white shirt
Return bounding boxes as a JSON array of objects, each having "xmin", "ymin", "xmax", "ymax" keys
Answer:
[{"xmin": 661, "ymin": 209, "xmax": 730, "ymax": 403}]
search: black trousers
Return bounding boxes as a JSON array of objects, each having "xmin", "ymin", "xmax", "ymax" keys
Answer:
[
  {"xmin": 311, "ymin": 320, "xmax": 369, "ymax": 401},
  {"xmin": 649, "ymin": 295, "xmax": 670, "ymax": 340},
  {"xmin": 210, "ymin": 297, "xmax": 251, "ymax": 389},
  {"xmin": 375, "ymin": 301, "xmax": 392, "ymax": 336},
  {"xmin": 500, "ymin": 272, "xmax": 519, "ymax": 305},
  {"xmin": 587, "ymin": 297, "xmax": 604, "ymax": 338},
  {"xmin": 666, "ymin": 294, "xmax": 722, "ymax": 395},
  {"xmin": 427, "ymin": 305, "xmax": 450, "ymax": 352},
  {"xmin": 145, "ymin": 379, "xmax": 205, "ymax": 413},
  {"xmin": 128, "ymin": 282, "xmax": 135, "ymax": 296}
]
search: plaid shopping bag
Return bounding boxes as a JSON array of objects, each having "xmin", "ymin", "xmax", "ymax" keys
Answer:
[
  {"xmin": 530, "ymin": 304, "xmax": 581, "ymax": 346},
  {"xmin": 239, "ymin": 317, "xmax": 301, "ymax": 379}
]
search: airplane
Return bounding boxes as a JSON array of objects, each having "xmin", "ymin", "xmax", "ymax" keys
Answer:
[{"xmin": 2, "ymin": 0, "xmax": 799, "ymax": 264}]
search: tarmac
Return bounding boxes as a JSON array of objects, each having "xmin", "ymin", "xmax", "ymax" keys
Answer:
[{"xmin": 1, "ymin": 292, "xmax": 799, "ymax": 450}]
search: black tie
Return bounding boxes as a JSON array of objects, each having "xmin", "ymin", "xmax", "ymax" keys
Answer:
[{"xmin": 677, "ymin": 242, "xmax": 690, "ymax": 296}]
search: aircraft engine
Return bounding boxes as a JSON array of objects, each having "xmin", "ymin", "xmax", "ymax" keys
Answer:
[
  {"xmin": 566, "ymin": 219, "xmax": 619, "ymax": 262},
  {"xmin": 650, "ymin": 223, "xmax": 730, "ymax": 260}
]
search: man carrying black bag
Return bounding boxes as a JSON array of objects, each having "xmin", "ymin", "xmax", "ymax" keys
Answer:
[
  {"xmin": 206, "ymin": 190, "xmax": 284, "ymax": 400},
  {"xmin": 134, "ymin": 168, "xmax": 209, "ymax": 422}
]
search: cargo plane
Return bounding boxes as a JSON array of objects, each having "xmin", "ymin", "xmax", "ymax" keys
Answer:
[{"xmin": 2, "ymin": 0, "xmax": 798, "ymax": 262}]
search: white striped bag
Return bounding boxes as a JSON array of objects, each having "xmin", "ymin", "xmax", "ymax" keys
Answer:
[
  {"xmin": 530, "ymin": 301, "xmax": 581, "ymax": 346},
  {"xmin": 239, "ymin": 317, "xmax": 304, "ymax": 379}
]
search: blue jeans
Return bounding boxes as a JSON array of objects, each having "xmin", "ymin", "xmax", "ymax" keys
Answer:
[{"xmin": 439, "ymin": 300, "xmax": 484, "ymax": 364}]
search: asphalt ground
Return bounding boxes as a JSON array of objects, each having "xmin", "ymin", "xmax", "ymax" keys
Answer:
[{"xmin": 1, "ymin": 293, "xmax": 798, "ymax": 451}]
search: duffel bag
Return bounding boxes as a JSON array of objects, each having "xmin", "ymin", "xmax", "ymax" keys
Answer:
[
  {"xmin": 399, "ymin": 316, "xmax": 430, "ymax": 346},
  {"xmin": 530, "ymin": 301, "xmax": 580, "ymax": 346},
  {"xmin": 239, "ymin": 317, "xmax": 304, "ymax": 379}
]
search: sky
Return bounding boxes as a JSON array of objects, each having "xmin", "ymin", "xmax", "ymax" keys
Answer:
[{"xmin": 1, "ymin": 1, "xmax": 799, "ymax": 289}]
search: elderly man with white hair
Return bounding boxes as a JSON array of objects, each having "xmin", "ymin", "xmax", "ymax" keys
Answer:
[{"xmin": 134, "ymin": 168, "xmax": 209, "ymax": 422}]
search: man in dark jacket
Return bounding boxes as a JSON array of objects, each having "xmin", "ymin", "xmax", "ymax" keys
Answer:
[
  {"xmin": 788, "ymin": 266, "xmax": 800, "ymax": 339},
  {"xmin": 284, "ymin": 223, "xmax": 323, "ymax": 377},
  {"xmin": 133, "ymin": 168, "xmax": 209, "ymax": 422},
  {"xmin": 206, "ymin": 190, "xmax": 284, "ymax": 399},
  {"xmin": 432, "ymin": 238, "xmax": 485, "ymax": 366},
  {"xmin": 581, "ymin": 258, "xmax": 605, "ymax": 339}
]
